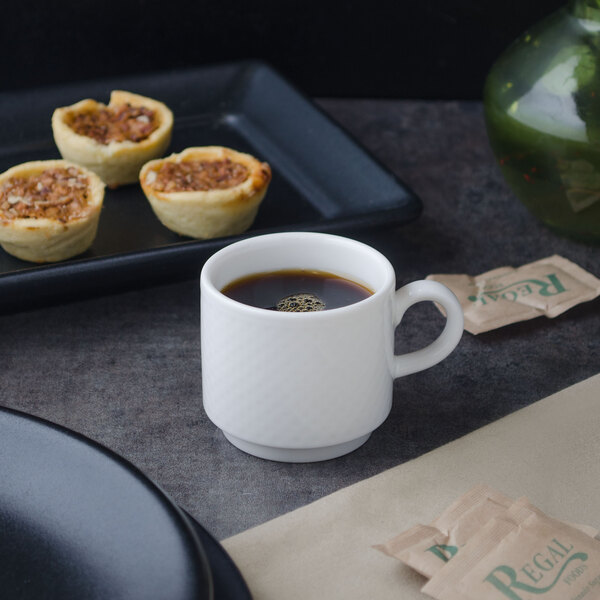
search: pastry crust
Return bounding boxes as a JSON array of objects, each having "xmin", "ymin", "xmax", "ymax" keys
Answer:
[
  {"xmin": 0, "ymin": 160, "xmax": 104, "ymax": 263},
  {"xmin": 139, "ymin": 146, "xmax": 271, "ymax": 239},
  {"xmin": 52, "ymin": 90, "xmax": 173, "ymax": 187}
]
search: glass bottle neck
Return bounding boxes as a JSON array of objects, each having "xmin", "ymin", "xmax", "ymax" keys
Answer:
[{"xmin": 571, "ymin": 0, "xmax": 600, "ymax": 20}]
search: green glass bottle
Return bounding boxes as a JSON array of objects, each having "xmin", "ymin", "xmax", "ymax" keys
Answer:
[{"xmin": 484, "ymin": 0, "xmax": 600, "ymax": 243}]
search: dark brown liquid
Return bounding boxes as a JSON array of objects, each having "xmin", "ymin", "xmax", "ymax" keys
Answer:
[{"xmin": 221, "ymin": 269, "xmax": 373, "ymax": 312}]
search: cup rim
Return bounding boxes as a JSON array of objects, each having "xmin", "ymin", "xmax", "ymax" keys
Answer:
[{"xmin": 200, "ymin": 232, "xmax": 395, "ymax": 319}]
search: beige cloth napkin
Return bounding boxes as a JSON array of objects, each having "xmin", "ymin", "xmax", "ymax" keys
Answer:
[{"xmin": 222, "ymin": 374, "xmax": 600, "ymax": 599}]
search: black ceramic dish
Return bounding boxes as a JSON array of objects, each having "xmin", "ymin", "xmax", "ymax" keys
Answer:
[
  {"xmin": 0, "ymin": 406, "xmax": 213, "ymax": 600},
  {"xmin": 0, "ymin": 60, "xmax": 421, "ymax": 312},
  {"xmin": 185, "ymin": 513, "xmax": 253, "ymax": 600}
]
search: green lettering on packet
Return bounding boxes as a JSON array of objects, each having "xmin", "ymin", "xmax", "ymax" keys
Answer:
[
  {"xmin": 421, "ymin": 498, "xmax": 600, "ymax": 600},
  {"xmin": 485, "ymin": 539, "xmax": 585, "ymax": 599},
  {"xmin": 426, "ymin": 255, "xmax": 600, "ymax": 334},
  {"xmin": 467, "ymin": 274, "xmax": 567, "ymax": 305},
  {"xmin": 426, "ymin": 544, "xmax": 459, "ymax": 563}
]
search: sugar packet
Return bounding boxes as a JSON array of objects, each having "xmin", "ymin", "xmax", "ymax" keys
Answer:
[
  {"xmin": 373, "ymin": 485, "xmax": 513, "ymax": 578},
  {"xmin": 374, "ymin": 486, "xmax": 598, "ymax": 580},
  {"xmin": 426, "ymin": 255, "xmax": 600, "ymax": 334},
  {"xmin": 422, "ymin": 497, "xmax": 600, "ymax": 600}
]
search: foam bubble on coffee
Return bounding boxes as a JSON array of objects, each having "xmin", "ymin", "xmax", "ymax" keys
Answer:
[{"xmin": 276, "ymin": 293, "xmax": 326, "ymax": 312}]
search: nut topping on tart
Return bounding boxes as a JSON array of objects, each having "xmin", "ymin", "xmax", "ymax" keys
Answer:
[
  {"xmin": 0, "ymin": 160, "xmax": 105, "ymax": 263},
  {"xmin": 140, "ymin": 146, "xmax": 271, "ymax": 240},
  {"xmin": 0, "ymin": 166, "xmax": 93, "ymax": 223},
  {"xmin": 65, "ymin": 103, "xmax": 159, "ymax": 145},
  {"xmin": 146, "ymin": 158, "xmax": 250, "ymax": 193},
  {"xmin": 52, "ymin": 91, "xmax": 173, "ymax": 187}
]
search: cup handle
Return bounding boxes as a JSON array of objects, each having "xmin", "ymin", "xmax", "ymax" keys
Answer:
[{"xmin": 392, "ymin": 280, "xmax": 464, "ymax": 378}]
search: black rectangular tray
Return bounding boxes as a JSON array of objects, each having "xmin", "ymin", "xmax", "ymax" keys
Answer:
[{"xmin": 0, "ymin": 61, "xmax": 421, "ymax": 312}]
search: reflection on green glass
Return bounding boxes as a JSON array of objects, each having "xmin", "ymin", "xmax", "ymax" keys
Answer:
[{"xmin": 484, "ymin": 0, "xmax": 600, "ymax": 243}]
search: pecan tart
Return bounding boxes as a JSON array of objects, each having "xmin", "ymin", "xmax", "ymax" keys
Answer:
[
  {"xmin": 52, "ymin": 90, "xmax": 173, "ymax": 187},
  {"xmin": 0, "ymin": 160, "xmax": 105, "ymax": 262},
  {"xmin": 139, "ymin": 146, "xmax": 271, "ymax": 239}
]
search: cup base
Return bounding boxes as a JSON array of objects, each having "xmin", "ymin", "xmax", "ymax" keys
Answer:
[{"xmin": 222, "ymin": 432, "xmax": 371, "ymax": 463}]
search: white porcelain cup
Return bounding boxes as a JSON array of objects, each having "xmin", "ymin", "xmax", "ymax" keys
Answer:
[{"xmin": 200, "ymin": 232, "xmax": 463, "ymax": 462}]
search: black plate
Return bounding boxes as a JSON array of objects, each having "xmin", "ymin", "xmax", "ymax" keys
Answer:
[
  {"xmin": 0, "ymin": 406, "xmax": 213, "ymax": 600},
  {"xmin": 185, "ymin": 513, "xmax": 253, "ymax": 600},
  {"xmin": 0, "ymin": 61, "xmax": 421, "ymax": 312}
]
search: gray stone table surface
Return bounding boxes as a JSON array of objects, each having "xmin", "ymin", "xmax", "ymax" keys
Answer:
[{"xmin": 0, "ymin": 100, "xmax": 598, "ymax": 541}]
